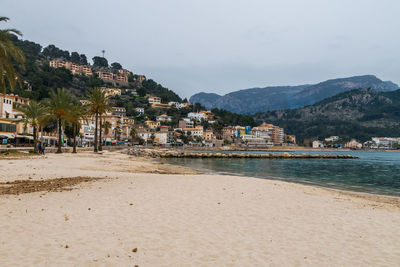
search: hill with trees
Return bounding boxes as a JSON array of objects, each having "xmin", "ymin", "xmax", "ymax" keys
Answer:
[{"xmin": 254, "ymin": 88, "xmax": 400, "ymax": 145}]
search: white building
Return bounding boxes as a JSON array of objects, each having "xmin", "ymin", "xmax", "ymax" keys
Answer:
[
  {"xmin": 148, "ymin": 96, "xmax": 161, "ymax": 104},
  {"xmin": 156, "ymin": 114, "xmax": 172, "ymax": 122},
  {"xmin": 188, "ymin": 112, "xmax": 207, "ymax": 121},
  {"xmin": 312, "ymin": 140, "xmax": 324, "ymax": 148},
  {"xmin": 135, "ymin": 107, "xmax": 145, "ymax": 115},
  {"xmin": 325, "ymin": 136, "xmax": 339, "ymax": 142},
  {"xmin": 168, "ymin": 102, "xmax": 186, "ymax": 109}
]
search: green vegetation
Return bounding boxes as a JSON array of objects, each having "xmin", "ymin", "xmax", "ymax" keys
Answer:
[
  {"xmin": 15, "ymin": 101, "xmax": 48, "ymax": 153},
  {"xmin": 0, "ymin": 17, "xmax": 25, "ymax": 94},
  {"xmin": 254, "ymin": 88, "xmax": 400, "ymax": 145},
  {"xmin": 92, "ymin": 56, "xmax": 108, "ymax": 68},
  {"xmin": 47, "ymin": 88, "xmax": 74, "ymax": 153}
]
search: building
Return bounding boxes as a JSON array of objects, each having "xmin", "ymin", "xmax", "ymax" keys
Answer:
[
  {"xmin": 135, "ymin": 107, "xmax": 144, "ymax": 115},
  {"xmin": 188, "ymin": 112, "xmax": 207, "ymax": 121},
  {"xmin": 145, "ymin": 120, "xmax": 160, "ymax": 129},
  {"xmin": 284, "ymin": 134, "xmax": 296, "ymax": 144},
  {"xmin": 178, "ymin": 119, "xmax": 194, "ymax": 129},
  {"xmin": 203, "ymin": 129, "xmax": 215, "ymax": 141},
  {"xmin": 96, "ymin": 71, "xmax": 114, "ymax": 81},
  {"xmin": 112, "ymin": 107, "xmax": 126, "ymax": 116},
  {"xmin": 241, "ymin": 134, "xmax": 270, "ymax": 147},
  {"xmin": 154, "ymin": 131, "xmax": 175, "ymax": 145},
  {"xmin": 134, "ymin": 75, "xmax": 146, "ymax": 83},
  {"xmin": 156, "ymin": 114, "xmax": 172, "ymax": 122},
  {"xmin": 168, "ymin": 102, "xmax": 187, "ymax": 109},
  {"xmin": 148, "ymin": 96, "xmax": 161, "ymax": 105},
  {"xmin": 344, "ymin": 139, "xmax": 362, "ymax": 149},
  {"xmin": 312, "ymin": 140, "xmax": 324, "ymax": 148},
  {"xmin": 371, "ymin": 137, "xmax": 400, "ymax": 148},
  {"xmin": 49, "ymin": 59, "xmax": 92, "ymax": 76},
  {"xmin": 126, "ymin": 89, "xmax": 138, "ymax": 96},
  {"xmin": 200, "ymin": 110, "xmax": 214, "ymax": 120},
  {"xmin": 183, "ymin": 125, "xmax": 204, "ymax": 137},
  {"xmin": 325, "ymin": 136, "xmax": 339, "ymax": 142},
  {"xmin": 103, "ymin": 87, "xmax": 122, "ymax": 97},
  {"xmin": 252, "ymin": 123, "xmax": 284, "ymax": 145},
  {"xmin": 151, "ymin": 103, "xmax": 170, "ymax": 108},
  {"xmin": 136, "ymin": 129, "xmax": 153, "ymax": 142}
]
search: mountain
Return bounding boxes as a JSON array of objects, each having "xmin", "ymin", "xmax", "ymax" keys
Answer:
[
  {"xmin": 190, "ymin": 75, "xmax": 399, "ymax": 114},
  {"xmin": 253, "ymin": 88, "xmax": 400, "ymax": 145}
]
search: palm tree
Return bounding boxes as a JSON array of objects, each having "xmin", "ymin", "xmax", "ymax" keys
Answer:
[
  {"xmin": 114, "ymin": 125, "xmax": 121, "ymax": 142},
  {"xmin": 0, "ymin": 17, "xmax": 25, "ymax": 117},
  {"xmin": 47, "ymin": 88, "xmax": 72, "ymax": 153},
  {"xmin": 129, "ymin": 128, "xmax": 137, "ymax": 146},
  {"xmin": 15, "ymin": 101, "xmax": 48, "ymax": 153},
  {"xmin": 87, "ymin": 87, "xmax": 110, "ymax": 152},
  {"xmin": 98, "ymin": 98, "xmax": 111, "ymax": 151},
  {"xmin": 67, "ymin": 102, "xmax": 87, "ymax": 153},
  {"xmin": 103, "ymin": 120, "xmax": 111, "ymax": 136}
]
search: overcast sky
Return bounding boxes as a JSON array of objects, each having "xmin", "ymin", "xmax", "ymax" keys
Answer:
[{"xmin": 3, "ymin": 0, "xmax": 400, "ymax": 98}]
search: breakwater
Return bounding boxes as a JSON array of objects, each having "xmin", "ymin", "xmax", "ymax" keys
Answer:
[{"xmin": 129, "ymin": 149, "xmax": 358, "ymax": 159}]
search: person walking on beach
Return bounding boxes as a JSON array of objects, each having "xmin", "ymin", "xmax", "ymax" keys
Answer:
[{"xmin": 41, "ymin": 143, "xmax": 46, "ymax": 155}]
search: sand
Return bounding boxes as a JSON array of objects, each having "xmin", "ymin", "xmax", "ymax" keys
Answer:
[{"xmin": 0, "ymin": 151, "xmax": 399, "ymax": 266}]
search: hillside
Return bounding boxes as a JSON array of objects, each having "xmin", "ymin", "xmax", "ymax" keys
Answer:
[
  {"xmin": 190, "ymin": 75, "xmax": 399, "ymax": 114},
  {"xmin": 9, "ymin": 36, "xmax": 181, "ymax": 104},
  {"xmin": 253, "ymin": 88, "xmax": 400, "ymax": 144}
]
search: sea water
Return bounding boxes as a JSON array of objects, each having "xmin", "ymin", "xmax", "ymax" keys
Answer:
[{"xmin": 162, "ymin": 151, "xmax": 400, "ymax": 197}]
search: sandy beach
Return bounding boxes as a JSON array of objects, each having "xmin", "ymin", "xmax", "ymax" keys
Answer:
[{"xmin": 0, "ymin": 151, "xmax": 399, "ymax": 266}]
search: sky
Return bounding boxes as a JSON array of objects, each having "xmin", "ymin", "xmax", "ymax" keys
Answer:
[{"xmin": 3, "ymin": 0, "xmax": 400, "ymax": 98}]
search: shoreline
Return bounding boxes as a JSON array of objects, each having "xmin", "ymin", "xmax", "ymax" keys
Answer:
[
  {"xmin": 159, "ymin": 158, "xmax": 400, "ymax": 204},
  {"xmin": 1, "ymin": 151, "xmax": 399, "ymax": 265}
]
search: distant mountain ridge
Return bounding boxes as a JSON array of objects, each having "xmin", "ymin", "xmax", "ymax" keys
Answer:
[{"xmin": 190, "ymin": 75, "xmax": 399, "ymax": 114}]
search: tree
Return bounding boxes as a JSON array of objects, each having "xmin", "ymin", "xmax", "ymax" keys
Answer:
[
  {"xmin": 87, "ymin": 87, "xmax": 109, "ymax": 152},
  {"xmin": 97, "ymin": 96, "xmax": 111, "ymax": 151},
  {"xmin": 67, "ymin": 102, "xmax": 87, "ymax": 153},
  {"xmin": 15, "ymin": 101, "xmax": 48, "ymax": 153},
  {"xmin": 92, "ymin": 56, "xmax": 108, "ymax": 68},
  {"xmin": 70, "ymin": 52, "xmax": 80, "ymax": 64},
  {"xmin": 129, "ymin": 128, "xmax": 137, "ymax": 145},
  {"xmin": 47, "ymin": 88, "xmax": 72, "ymax": 153},
  {"xmin": 103, "ymin": 120, "xmax": 111, "ymax": 136},
  {"xmin": 42, "ymin": 44, "xmax": 70, "ymax": 59},
  {"xmin": 0, "ymin": 17, "xmax": 25, "ymax": 116},
  {"xmin": 79, "ymin": 54, "xmax": 88, "ymax": 65},
  {"xmin": 136, "ymin": 87, "xmax": 146, "ymax": 97},
  {"xmin": 114, "ymin": 125, "xmax": 121, "ymax": 142},
  {"xmin": 111, "ymin": 62, "xmax": 122, "ymax": 70}
]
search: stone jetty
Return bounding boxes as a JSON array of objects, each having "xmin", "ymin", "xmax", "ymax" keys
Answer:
[{"xmin": 128, "ymin": 149, "xmax": 358, "ymax": 159}]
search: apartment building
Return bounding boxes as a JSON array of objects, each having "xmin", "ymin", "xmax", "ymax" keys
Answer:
[
  {"xmin": 188, "ymin": 112, "xmax": 207, "ymax": 121},
  {"xmin": 178, "ymin": 119, "xmax": 194, "ymax": 129},
  {"xmin": 49, "ymin": 59, "xmax": 92, "ymax": 76},
  {"xmin": 203, "ymin": 129, "xmax": 215, "ymax": 141},
  {"xmin": 148, "ymin": 96, "xmax": 161, "ymax": 104},
  {"xmin": 112, "ymin": 107, "xmax": 126, "ymax": 116},
  {"xmin": 183, "ymin": 125, "xmax": 204, "ymax": 137},
  {"xmin": 145, "ymin": 120, "xmax": 160, "ymax": 129},
  {"xmin": 103, "ymin": 87, "xmax": 122, "ymax": 97},
  {"xmin": 96, "ymin": 71, "xmax": 114, "ymax": 81},
  {"xmin": 252, "ymin": 123, "xmax": 284, "ymax": 145},
  {"xmin": 156, "ymin": 114, "xmax": 172, "ymax": 122}
]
